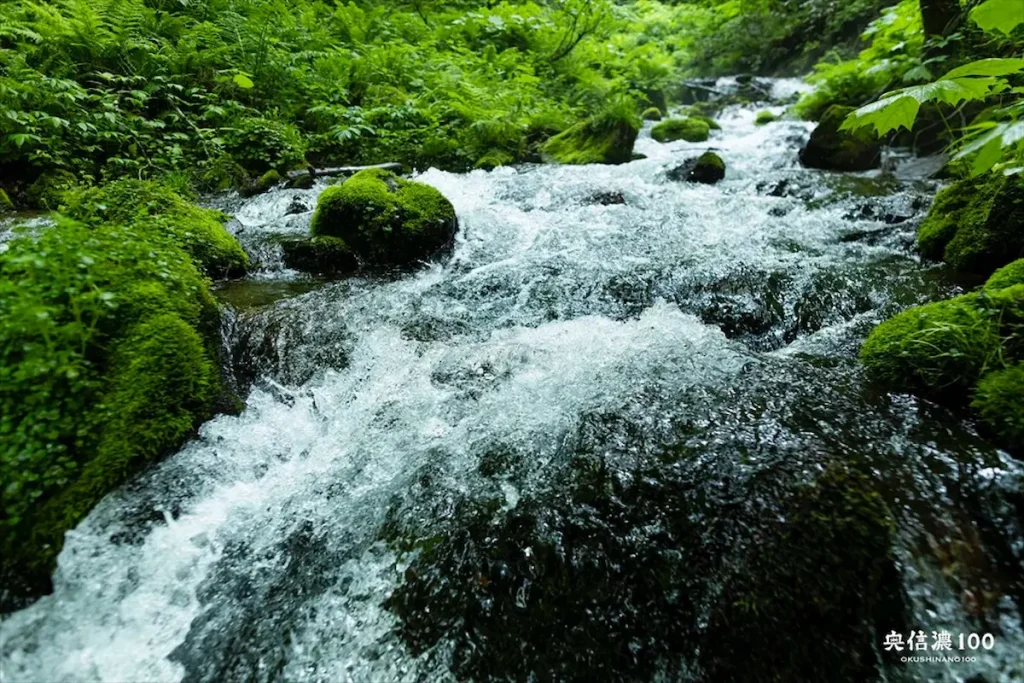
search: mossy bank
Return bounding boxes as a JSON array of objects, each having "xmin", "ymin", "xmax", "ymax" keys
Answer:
[{"xmin": 0, "ymin": 182, "xmax": 246, "ymax": 605}]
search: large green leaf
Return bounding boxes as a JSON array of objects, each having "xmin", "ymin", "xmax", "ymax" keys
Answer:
[
  {"xmin": 840, "ymin": 94, "xmax": 920, "ymax": 135},
  {"xmin": 942, "ymin": 58, "xmax": 1024, "ymax": 80},
  {"xmin": 970, "ymin": 0, "xmax": 1024, "ymax": 35}
]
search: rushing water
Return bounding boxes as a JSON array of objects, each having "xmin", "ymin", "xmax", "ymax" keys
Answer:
[{"xmin": 3, "ymin": 80, "xmax": 1023, "ymax": 682}]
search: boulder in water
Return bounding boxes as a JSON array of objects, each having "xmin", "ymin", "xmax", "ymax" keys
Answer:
[
  {"xmin": 917, "ymin": 174, "xmax": 1024, "ymax": 275},
  {"xmin": 586, "ymin": 190, "xmax": 626, "ymax": 206},
  {"xmin": 641, "ymin": 107, "xmax": 662, "ymax": 122},
  {"xmin": 798, "ymin": 105, "xmax": 881, "ymax": 171},
  {"xmin": 310, "ymin": 168, "xmax": 457, "ymax": 268},
  {"xmin": 666, "ymin": 152, "xmax": 725, "ymax": 184},
  {"xmin": 241, "ymin": 169, "xmax": 282, "ymax": 197},
  {"xmin": 280, "ymin": 235, "xmax": 359, "ymax": 276},
  {"xmin": 541, "ymin": 110, "xmax": 640, "ymax": 165},
  {"xmin": 285, "ymin": 171, "xmax": 316, "ymax": 190},
  {"xmin": 651, "ymin": 117, "xmax": 710, "ymax": 143},
  {"xmin": 755, "ymin": 110, "xmax": 777, "ymax": 126}
]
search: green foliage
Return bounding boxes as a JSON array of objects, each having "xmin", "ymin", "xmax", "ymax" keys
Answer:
[
  {"xmin": 60, "ymin": 179, "xmax": 249, "ymax": 278},
  {"xmin": 222, "ymin": 117, "xmax": 306, "ymax": 176},
  {"xmin": 973, "ymin": 363, "xmax": 1024, "ymax": 447},
  {"xmin": 0, "ymin": 216, "xmax": 225, "ymax": 580},
  {"xmin": 310, "ymin": 168, "xmax": 457, "ymax": 267},
  {"xmin": 541, "ymin": 96, "xmax": 641, "ymax": 164},
  {"xmin": 651, "ymin": 117, "xmax": 710, "ymax": 143},
  {"xmin": 839, "ymin": 0, "xmax": 1024, "ymax": 176},
  {"xmin": 25, "ymin": 170, "xmax": 77, "ymax": 210}
]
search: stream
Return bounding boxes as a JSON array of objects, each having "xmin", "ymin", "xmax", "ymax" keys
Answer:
[{"xmin": 2, "ymin": 79, "xmax": 1023, "ymax": 682}]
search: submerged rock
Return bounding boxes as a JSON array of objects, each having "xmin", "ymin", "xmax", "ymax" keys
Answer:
[
  {"xmin": 666, "ymin": 152, "xmax": 726, "ymax": 184},
  {"xmin": 917, "ymin": 174, "xmax": 1024, "ymax": 276},
  {"xmin": 755, "ymin": 110, "xmax": 777, "ymax": 126},
  {"xmin": 651, "ymin": 117, "xmax": 711, "ymax": 143},
  {"xmin": 799, "ymin": 105, "xmax": 881, "ymax": 171},
  {"xmin": 586, "ymin": 190, "xmax": 626, "ymax": 206},
  {"xmin": 310, "ymin": 168, "xmax": 457, "ymax": 268}
]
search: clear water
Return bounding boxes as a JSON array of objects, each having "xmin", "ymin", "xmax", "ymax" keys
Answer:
[{"xmin": 3, "ymin": 83, "xmax": 1023, "ymax": 682}]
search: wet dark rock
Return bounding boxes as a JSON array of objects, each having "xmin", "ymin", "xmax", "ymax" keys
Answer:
[
  {"xmin": 285, "ymin": 195, "xmax": 309, "ymax": 215},
  {"xmin": 279, "ymin": 236, "xmax": 359, "ymax": 276},
  {"xmin": 666, "ymin": 151, "xmax": 725, "ymax": 184},
  {"xmin": 799, "ymin": 105, "xmax": 881, "ymax": 172},
  {"xmin": 285, "ymin": 172, "xmax": 315, "ymax": 190},
  {"xmin": 229, "ymin": 293, "xmax": 351, "ymax": 391},
  {"xmin": 586, "ymin": 190, "xmax": 626, "ymax": 205}
]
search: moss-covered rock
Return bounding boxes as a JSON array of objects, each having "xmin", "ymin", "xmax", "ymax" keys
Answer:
[
  {"xmin": 241, "ymin": 169, "xmax": 282, "ymax": 197},
  {"xmin": 61, "ymin": 179, "xmax": 249, "ymax": 278},
  {"xmin": 25, "ymin": 170, "xmax": 77, "ymax": 210},
  {"xmin": 641, "ymin": 106, "xmax": 662, "ymax": 121},
  {"xmin": 922, "ymin": 174, "xmax": 1024, "ymax": 275},
  {"xmin": 285, "ymin": 172, "xmax": 316, "ymax": 190},
  {"xmin": 798, "ymin": 105, "xmax": 881, "ymax": 171},
  {"xmin": 666, "ymin": 151, "xmax": 726, "ymax": 184},
  {"xmin": 700, "ymin": 464, "xmax": 900, "ymax": 682},
  {"xmin": 860, "ymin": 294, "xmax": 1001, "ymax": 396},
  {"xmin": 973, "ymin": 363, "xmax": 1024, "ymax": 449},
  {"xmin": 651, "ymin": 117, "xmax": 711, "ymax": 143},
  {"xmin": 985, "ymin": 259, "xmax": 1024, "ymax": 292},
  {"xmin": 310, "ymin": 168, "xmax": 457, "ymax": 268},
  {"xmin": 0, "ymin": 217, "xmax": 229, "ymax": 601},
  {"xmin": 280, "ymin": 235, "xmax": 359, "ymax": 275},
  {"xmin": 755, "ymin": 110, "xmax": 777, "ymax": 126},
  {"xmin": 541, "ymin": 109, "xmax": 640, "ymax": 165}
]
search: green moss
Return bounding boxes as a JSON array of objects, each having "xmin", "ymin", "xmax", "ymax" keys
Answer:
[
  {"xmin": 944, "ymin": 175, "xmax": 1024, "ymax": 274},
  {"xmin": 541, "ymin": 108, "xmax": 640, "ymax": 165},
  {"xmin": 26, "ymin": 170, "xmax": 77, "ymax": 210},
  {"xmin": 985, "ymin": 259, "xmax": 1024, "ymax": 291},
  {"xmin": 62, "ymin": 179, "xmax": 249, "ymax": 278},
  {"xmin": 641, "ymin": 106, "xmax": 663, "ymax": 121},
  {"xmin": 256, "ymin": 169, "xmax": 281, "ymax": 192},
  {"xmin": 280, "ymin": 235, "xmax": 359, "ymax": 275},
  {"xmin": 667, "ymin": 151, "xmax": 726, "ymax": 184},
  {"xmin": 860, "ymin": 294, "xmax": 1001, "ymax": 396},
  {"xmin": 651, "ymin": 117, "xmax": 711, "ymax": 143},
  {"xmin": 285, "ymin": 172, "xmax": 316, "ymax": 190},
  {"xmin": 755, "ymin": 110, "xmax": 777, "ymax": 125},
  {"xmin": 973, "ymin": 363, "xmax": 1024, "ymax": 449},
  {"xmin": 0, "ymin": 218, "xmax": 227, "ymax": 590},
  {"xmin": 916, "ymin": 177, "xmax": 990, "ymax": 260},
  {"xmin": 701, "ymin": 464, "xmax": 899, "ymax": 682},
  {"xmin": 310, "ymin": 168, "xmax": 457, "ymax": 267},
  {"xmin": 799, "ymin": 105, "xmax": 881, "ymax": 171}
]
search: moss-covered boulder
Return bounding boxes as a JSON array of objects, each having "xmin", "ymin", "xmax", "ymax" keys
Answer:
[
  {"xmin": 860, "ymin": 294, "xmax": 1001, "ymax": 397},
  {"xmin": 280, "ymin": 235, "xmax": 359, "ymax": 276},
  {"xmin": 542, "ymin": 110, "xmax": 640, "ymax": 165},
  {"xmin": 285, "ymin": 172, "xmax": 316, "ymax": 190},
  {"xmin": 310, "ymin": 169, "xmax": 457, "ymax": 268},
  {"xmin": 641, "ymin": 106, "xmax": 663, "ymax": 122},
  {"xmin": 241, "ymin": 169, "xmax": 282, "ymax": 197},
  {"xmin": 985, "ymin": 259, "xmax": 1024, "ymax": 291},
  {"xmin": 666, "ymin": 151, "xmax": 726, "ymax": 184},
  {"xmin": 755, "ymin": 110, "xmax": 777, "ymax": 126},
  {"xmin": 61, "ymin": 179, "xmax": 249, "ymax": 278},
  {"xmin": 26, "ymin": 170, "xmax": 77, "ymax": 210},
  {"xmin": 917, "ymin": 174, "xmax": 1024, "ymax": 275},
  {"xmin": 0, "ymin": 217, "xmax": 231, "ymax": 602},
  {"xmin": 651, "ymin": 117, "xmax": 711, "ymax": 143},
  {"xmin": 973, "ymin": 363, "xmax": 1024, "ymax": 449},
  {"xmin": 799, "ymin": 105, "xmax": 881, "ymax": 171}
]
